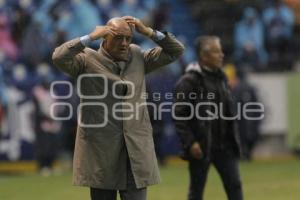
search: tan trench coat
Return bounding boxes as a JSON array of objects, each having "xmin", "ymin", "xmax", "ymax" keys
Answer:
[{"xmin": 52, "ymin": 33, "xmax": 184, "ymax": 189}]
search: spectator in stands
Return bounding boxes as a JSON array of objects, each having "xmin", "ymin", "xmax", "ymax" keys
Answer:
[
  {"xmin": 32, "ymin": 66, "xmax": 62, "ymax": 176},
  {"xmin": 118, "ymin": 0, "xmax": 148, "ymax": 19},
  {"xmin": 262, "ymin": 0, "xmax": 294, "ymax": 70},
  {"xmin": 224, "ymin": 64, "xmax": 262, "ymax": 160},
  {"xmin": 21, "ymin": 21, "xmax": 51, "ymax": 67},
  {"xmin": 234, "ymin": 7, "xmax": 268, "ymax": 71},
  {"xmin": 0, "ymin": 66, "xmax": 7, "ymax": 138},
  {"xmin": 151, "ymin": 2, "xmax": 171, "ymax": 31},
  {"xmin": 0, "ymin": 13, "xmax": 18, "ymax": 60},
  {"xmin": 95, "ymin": 0, "xmax": 116, "ymax": 22},
  {"xmin": 10, "ymin": 0, "xmax": 32, "ymax": 47},
  {"xmin": 57, "ymin": 0, "xmax": 103, "ymax": 41}
]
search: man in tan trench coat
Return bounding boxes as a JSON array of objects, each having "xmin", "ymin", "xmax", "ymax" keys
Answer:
[{"xmin": 52, "ymin": 16, "xmax": 184, "ymax": 200}]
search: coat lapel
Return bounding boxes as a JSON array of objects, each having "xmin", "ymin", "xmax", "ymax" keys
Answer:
[{"xmin": 98, "ymin": 47, "xmax": 120, "ymax": 74}]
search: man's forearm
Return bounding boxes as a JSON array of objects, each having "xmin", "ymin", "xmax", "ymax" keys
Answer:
[{"xmin": 52, "ymin": 38, "xmax": 85, "ymax": 77}]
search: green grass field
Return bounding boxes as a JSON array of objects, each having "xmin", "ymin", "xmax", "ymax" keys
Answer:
[{"xmin": 0, "ymin": 159, "xmax": 299, "ymax": 200}]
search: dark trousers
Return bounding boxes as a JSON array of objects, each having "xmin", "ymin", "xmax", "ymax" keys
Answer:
[
  {"xmin": 90, "ymin": 161, "xmax": 147, "ymax": 200},
  {"xmin": 188, "ymin": 150, "xmax": 243, "ymax": 200}
]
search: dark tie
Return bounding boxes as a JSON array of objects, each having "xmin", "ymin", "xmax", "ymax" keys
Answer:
[{"xmin": 116, "ymin": 62, "xmax": 126, "ymax": 75}]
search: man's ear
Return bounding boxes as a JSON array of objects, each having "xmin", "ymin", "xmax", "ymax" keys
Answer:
[{"xmin": 103, "ymin": 34, "xmax": 111, "ymax": 43}]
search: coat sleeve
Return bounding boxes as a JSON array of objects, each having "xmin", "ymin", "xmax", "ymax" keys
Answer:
[
  {"xmin": 173, "ymin": 74, "xmax": 197, "ymax": 154},
  {"xmin": 52, "ymin": 38, "xmax": 86, "ymax": 78},
  {"xmin": 144, "ymin": 32, "xmax": 185, "ymax": 74}
]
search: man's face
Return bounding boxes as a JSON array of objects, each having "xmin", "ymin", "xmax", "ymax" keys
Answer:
[
  {"xmin": 200, "ymin": 40, "xmax": 224, "ymax": 69},
  {"xmin": 104, "ymin": 23, "xmax": 133, "ymax": 61}
]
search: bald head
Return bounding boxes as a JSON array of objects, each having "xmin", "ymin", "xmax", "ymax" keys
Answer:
[
  {"xmin": 103, "ymin": 17, "xmax": 133, "ymax": 61},
  {"xmin": 106, "ymin": 17, "xmax": 132, "ymax": 34}
]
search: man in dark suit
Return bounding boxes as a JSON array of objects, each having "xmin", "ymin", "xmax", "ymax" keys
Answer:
[{"xmin": 174, "ymin": 36, "xmax": 243, "ymax": 200}]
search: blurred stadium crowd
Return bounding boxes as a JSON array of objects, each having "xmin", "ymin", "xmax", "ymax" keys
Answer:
[{"xmin": 0, "ymin": 0, "xmax": 299, "ymax": 172}]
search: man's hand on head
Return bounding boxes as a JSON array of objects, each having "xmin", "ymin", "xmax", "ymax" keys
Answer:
[
  {"xmin": 89, "ymin": 26, "xmax": 117, "ymax": 41},
  {"xmin": 122, "ymin": 16, "xmax": 153, "ymax": 38}
]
